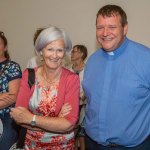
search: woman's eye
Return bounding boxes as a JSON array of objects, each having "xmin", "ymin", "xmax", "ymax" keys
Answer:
[
  {"xmin": 57, "ymin": 49, "xmax": 64, "ymax": 52},
  {"xmin": 46, "ymin": 48, "xmax": 65, "ymax": 52},
  {"xmin": 47, "ymin": 48, "xmax": 54, "ymax": 51}
]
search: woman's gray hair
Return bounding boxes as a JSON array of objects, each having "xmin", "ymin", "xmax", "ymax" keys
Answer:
[{"xmin": 35, "ymin": 26, "xmax": 72, "ymax": 53}]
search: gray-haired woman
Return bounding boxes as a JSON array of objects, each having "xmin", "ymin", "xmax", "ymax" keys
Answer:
[{"xmin": 10, "ymin": 26, "xmax": 80, "ymax": 150}]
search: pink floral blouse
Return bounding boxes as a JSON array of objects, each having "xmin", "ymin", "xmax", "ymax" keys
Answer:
[
  {"xmin": 16, "ymin": 68, "xmax": 80, "ymax": 150},
  {"xmin": 25, "ymin": 80, "xmax": 74, "ymax": 150}
]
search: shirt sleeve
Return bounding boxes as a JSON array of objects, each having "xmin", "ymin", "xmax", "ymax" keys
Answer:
[
  {"xmin": 64, "ymin": 74, "xmax": 80, "ymax": 126},
  {"xmin": 7, "ymin": 61, "xmax": 22, "ymax": 82},
  {"xmin": 16, "ymin": 69, "xmax": 34, "ymax": 108}
]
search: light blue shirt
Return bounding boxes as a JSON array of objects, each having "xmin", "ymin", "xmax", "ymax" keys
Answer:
[{"xmin": 82, "ymin": 38, "xmax": 150, "ymax": 147}]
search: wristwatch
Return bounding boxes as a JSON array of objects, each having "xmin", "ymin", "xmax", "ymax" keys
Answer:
[{"xmin": 31, "ymin": 115, "xmax": 36, "ymax": 126}]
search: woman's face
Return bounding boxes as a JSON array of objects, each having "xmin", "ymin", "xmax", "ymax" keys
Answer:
[
  {"xmin": 71, "ymin": 47, "xmax": 83, "ymax": 62},
  {"xmin": 0, "ymin": 38, "xmax": 6, "ymax": 57},
  {"xmin": 42, "ymin": 39, "xmax": 66, "ymax": 70}
]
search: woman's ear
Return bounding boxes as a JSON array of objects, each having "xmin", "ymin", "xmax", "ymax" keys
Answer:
[
  {"xmin": 40, "ymin": 51, "xmax": 43, "ymax": 55},
  {"xmin": 80, "ymin": 52, "xmax": 84, "ymax": 59}
]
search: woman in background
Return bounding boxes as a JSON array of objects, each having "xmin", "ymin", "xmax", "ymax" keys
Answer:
[
  {"xmin": 71, "ymin": 45, "xmax": 88, "ymax": 150},
  {"xmin": 10, "ymin": 26, "xmax": 80, "ymax": 150},
  {"xmin": 0, "ymin": 31, "xmax": 22, "ymax": 150},
  {"xmin": 26, "ymin": 28, "xmax": 44, "ymax": 69}
]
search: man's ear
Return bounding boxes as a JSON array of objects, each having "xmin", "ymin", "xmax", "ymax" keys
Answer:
[{"xmin": 123, "ymin": 24, "xmax": 128, "ymax": 36}]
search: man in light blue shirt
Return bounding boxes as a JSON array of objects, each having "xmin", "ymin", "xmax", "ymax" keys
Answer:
[{"xmin": 82, "ymin": 4, "xmax": 150, "ymax": 150}]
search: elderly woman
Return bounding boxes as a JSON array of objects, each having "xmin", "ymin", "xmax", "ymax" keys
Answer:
[
  {"xmin": 10, "ymin": 26, "xmax": 80, "ymax": 150},
  {"xmin": 0, "ymin": 31, "xmax": 22, "ymax": 149}
]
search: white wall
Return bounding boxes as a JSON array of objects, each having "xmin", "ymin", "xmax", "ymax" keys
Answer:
[{"xmin": 0, "ymin": 0, "xmax": 150, "ymax": 69}]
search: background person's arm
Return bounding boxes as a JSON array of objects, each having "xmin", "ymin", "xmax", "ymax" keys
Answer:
[{"xmin": 0, "ymin": 79, "xmax": 20, "ymax": 109}]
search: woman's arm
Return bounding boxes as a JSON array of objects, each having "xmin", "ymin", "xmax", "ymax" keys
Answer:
[
  {"xmin": 15, "ymin": 103, "xmax": 72, "ymax": 132},
  {"xmin": 0, "ymin": 79, "xmax": 20, "ymax": 109},
  {"xmin": 58, "ymin": 103, "xmax": 72, "ymax": 117},
  {"xmin": 11, "ymin": 73, "xmax": 80, "ymax": 133},
  {"xmin": 10, "ymin": 106, "xmax": 73, "ymax": 132},
  {"xmin": 16, "ymin": 69, "xmax": 34, "ymax": 108}
]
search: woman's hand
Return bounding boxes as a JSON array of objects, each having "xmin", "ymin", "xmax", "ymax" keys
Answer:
[
  {"xmin": 58, "ymin": 103, "xmax": 72, "ymax": 117},
  {"xmin": 10, "ymin": 107, "xmax": 33, "ymax": 125}
]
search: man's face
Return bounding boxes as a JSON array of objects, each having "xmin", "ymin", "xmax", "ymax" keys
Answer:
[{"xmin": 96, "ymin": 15, "xmax": 128, "ymax": 52}]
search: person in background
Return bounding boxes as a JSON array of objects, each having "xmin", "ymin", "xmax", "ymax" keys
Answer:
[
  {"xmin": 26, "ymin": 55, "xmax": 42, "ymax": 68},
  {"xmin": 70, "ymin": 45, "xmax": 88, "ymax": 150},
  {"xmin": 82, "ymin": 4, "xmax": 150, "ymax": 150},
  {"xmin": 26, "ymin": 28, "xmax": 44, "ymax": 68},
  {"xmin": 10, "ymin": 26, "xmax": 80, "ymax": 150},
  {"xmin": 0, "ymin": 31, "xmax": 22, "ymax": 150}
]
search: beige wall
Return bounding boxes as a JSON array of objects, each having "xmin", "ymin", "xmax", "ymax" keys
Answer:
[{"xmin": 0, "ymin": 0, "xmax": 150, "ymax": 69}]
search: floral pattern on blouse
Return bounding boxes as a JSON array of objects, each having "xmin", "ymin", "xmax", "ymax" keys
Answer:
[{"xmin": 25, "ymin": 80, "xmax": 74, "ymax": 150}]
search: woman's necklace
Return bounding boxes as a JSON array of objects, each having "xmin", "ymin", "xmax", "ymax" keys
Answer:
[
  {"xmin": 43, "ymin": 74, "xmax": 59, "ymax": 84},
  {"xmin": 42, "ymin": 67, "xmax": 61, "ymax": 85}
]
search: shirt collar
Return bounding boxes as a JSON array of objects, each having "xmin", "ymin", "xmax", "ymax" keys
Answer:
[{"xmin": 102, "ymin": 37, "xmax": 129, "ymax": 58}]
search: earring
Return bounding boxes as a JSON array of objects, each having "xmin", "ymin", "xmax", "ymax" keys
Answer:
[{"xmin": 39, "ymin": 51, "xmax": 43, "ymax": 61}]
